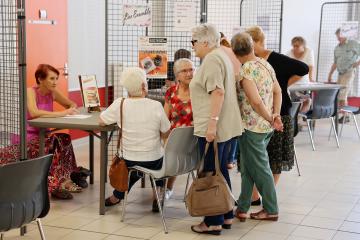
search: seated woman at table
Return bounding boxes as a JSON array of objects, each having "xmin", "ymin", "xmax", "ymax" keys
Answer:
[
  {"xmin": 163, "ymin": 58, "xmax": 194, "ymax": 199},
  {"xmin": 100, "ymin": 67, "xmax": 171, "ymax": 212},
  {"xmin": 287, "ymin": 36, "xmax": 314, "ymax": 113},
  {"xmin": 1, "ymin": 64, "xmax": 87, "ymax": 200}
]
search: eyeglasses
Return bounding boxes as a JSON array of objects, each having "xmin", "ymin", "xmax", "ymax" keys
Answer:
[
  {"xmin": 191, "ymin": 40, "xmax": 198, "ymax": 46},
  {"xmin": 178, "ymin": 68, "xmax": 195, "ymax": 74}
]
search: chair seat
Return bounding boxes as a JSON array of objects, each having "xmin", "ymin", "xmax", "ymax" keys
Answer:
[
  {"xmin": 341, "ymin": 106, "xmax": 360, "ymax": 114},
  {"xmin": 131, "ymin": 165, "xmax": 165, "ymax": 179}
]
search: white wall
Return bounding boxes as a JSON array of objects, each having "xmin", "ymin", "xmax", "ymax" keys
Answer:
[{"xmin": 68, "ymin": 0, "xmax": 105, "ymax": 91}]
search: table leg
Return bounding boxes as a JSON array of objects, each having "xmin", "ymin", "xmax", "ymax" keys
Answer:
[
  {"xmin": 89, "ymin": 134, "xmax": 94, "ymax": 184},
  {"xmin": 99, "ymin": 131, "xmax": 107, "ymax": 215},
  {"xmin": 39, "ymin": 128, "xmax": 46, "ymax": 156}
]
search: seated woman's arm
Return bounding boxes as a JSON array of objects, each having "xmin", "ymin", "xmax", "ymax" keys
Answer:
[
  {"xmin": 53, "ymin": 89, "xmax": 77, "ymax": 108},
  {"xmin": 27, "ymin": 88, "xmax": 76, "ymax": 118},
  {"xmin": 241, "ymin": 78, "xmax": 272, "ymax": 123}
]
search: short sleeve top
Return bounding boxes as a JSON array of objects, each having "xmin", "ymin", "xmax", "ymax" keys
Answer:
[{"xmin": 165, "ymin": 84, "xmax": 193, "ymax": 130}]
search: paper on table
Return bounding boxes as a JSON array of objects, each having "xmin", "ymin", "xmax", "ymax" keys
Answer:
[{"xmin": 61, "ymin": 114, "xmax": 91, "ymax": 119}]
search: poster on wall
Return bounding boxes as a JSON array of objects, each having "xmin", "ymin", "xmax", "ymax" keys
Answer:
[
  {"xmin": 138, "ymin": 37, "xmax": 168, "ymax": 79},
  {"xmin": 78, "ymin": 75, "xmax": 101, "ymax": 109},
  {"xmin": 173, "ymin": 2, "xmax": 196, "ymax": 32},
  {"xmin": 122, "ymin": 4, "xmax": 151, "ymax": 27},
  {"xmin": 340, "ymin": 21, "xmax": 359, "ymax": 39}
]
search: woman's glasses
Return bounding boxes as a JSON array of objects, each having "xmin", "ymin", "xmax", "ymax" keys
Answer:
[{"xmin": 191, "ymin": 40, "xmax": 198, "ymax": 46}]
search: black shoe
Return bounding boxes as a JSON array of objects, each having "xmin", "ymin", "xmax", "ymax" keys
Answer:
[
  {"xmin": 105, "ymin": 196, "xmax": 121, "ymax": 207},
  {"xmin": 222, "ymin": 223, "xmax": 232, "ymax": 229},
  {"xmin": 251, "ymin": 198, "xmax": 261, "ymax": 206},
  {"xmin": 338, "ymin": 116, "xmax": 350, "ymax": 124},
  {"xmin": 152, "ymin": 200, "xmax": 161, "ymax": 213},
  {"xmin": 70, "ymin": 172, "xmax": 88, "ymax": 188}
]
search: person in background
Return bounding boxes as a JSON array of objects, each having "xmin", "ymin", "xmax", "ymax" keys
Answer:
[
  {"xmin": 246, "ymin": 26, "xmax": 309, "ymax": 206},
  {"xmin": 100, "ymin": 67, "xmax": 171, "ymax": 213},
  {"xmin": 328, "ymin": 28, "xmax": 360, "ymax": 122},
  {"xmin": 166, "ymin": 49, "xmax": 192, "ymax": 86},
  {"xmin": 163, "ymin": 58, "xmax": 194, "ymax": 200},
  {"xmin": 231, "ymin": 32, "xmax": 283, "ymax": 222},
  {"xmin": 189, "ymin": 23, "xmax": 243, "ymax": 235},
  {"xmin": 8, "ymin": 64, "xmax": 86, "ymax": 200},
  {"xmin": 287, "ymin": 36, "xmax": 314, "ymax": 113},
  {"xmin": 220, "ymin": 32, "xmax": 242, "ymax": 169}
]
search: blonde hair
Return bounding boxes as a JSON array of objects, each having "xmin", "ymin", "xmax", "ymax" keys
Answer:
[
  {"xmin": 245, "ymin": 26, "xmax": 265, "ymax": 43},
  {"xmin": 120, "ymin": 67, "xmax": 147, "ymax": 97},
  {"xmin": 191, "ymin": 23, "xmax": 220, "ymax": 48}
]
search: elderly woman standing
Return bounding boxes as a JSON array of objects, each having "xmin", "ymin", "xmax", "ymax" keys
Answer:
[
  {"xmin": 246, "ymin": 26, "xmax": 309, "ymax": 204},
  {"xmin": 189, "ymin": 23, "xmax": 243, "ymax": 235},
  {"xmin": 163, "ymin": 58, "xmax": 194, "ymax": 199},
  {"xmin": 232, "ymin": 32, "xmax": 283, "ymax": 221},
  {"xmin": 100, "ymin": 67, "xmax": 171, "ymax": 213}
]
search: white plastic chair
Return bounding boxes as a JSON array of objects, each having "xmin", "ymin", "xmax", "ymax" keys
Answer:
[{"xmin": 121, "ymin": 127, "xmax": 200, "ymax": 233}]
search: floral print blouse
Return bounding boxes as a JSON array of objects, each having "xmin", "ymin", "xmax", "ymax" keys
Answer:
[
  {"xmin": 238, "ymin": 58, "xmax": 275, "ymax": 133},
  {"xmin": 165, "ymin": 84, "xmax": 193, "ymax": 130}
]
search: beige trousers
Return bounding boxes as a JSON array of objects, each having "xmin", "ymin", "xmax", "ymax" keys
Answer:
[{"xmin": 337, "ymin": 69, "xmax": 355, "ymax": 105}]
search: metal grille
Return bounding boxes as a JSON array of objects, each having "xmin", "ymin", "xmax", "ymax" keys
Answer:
[
  {"xmin": 0, "ymin": 0, "xmax": 20, "ymax": 157},
  {"xmin": 106, "ymin": 0, "xmax": 201, "ymax": 157},
  {"xmin": 317, "ymin": 1, "xmax": 360, "ymax": 97},
  {"xmin": 240, "ymin": 0, "xmax": 283, "ymax": 53}
]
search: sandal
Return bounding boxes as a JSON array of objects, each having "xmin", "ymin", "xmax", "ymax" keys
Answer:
[
  {"xmin": 70, "ymin": 172, "xmax": 88, "ymax": 188},
  {"xmin": 191, "ymin": 222, "xmax": 222, "ymax": 235},
  {"xmin": 61, "ymin": 179, "xmax": 82, "ymax": 193},
  {"xmin": 234, "ymin": 209, "xmax": 247, "ymax": 222},
  {"xmin": 51, "ymin": 189, "xmax": 73, "ymax": 200},
  {"xmin": 105, "ymin": 196, "xmax": 121, "ymax": 207},
  {"xmin": 250, "ymin": 209, "xmax": 278, "ymax": 221}
]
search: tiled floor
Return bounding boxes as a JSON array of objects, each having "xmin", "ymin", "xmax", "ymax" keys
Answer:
[{"xmin": 3, "ymin": 120, "xmax": 360, "ymax": 239}]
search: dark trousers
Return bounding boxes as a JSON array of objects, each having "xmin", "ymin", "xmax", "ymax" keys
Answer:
[
  {"xmin": 198, "ymin": 137, "xmax": 236, "ymax": 226},
  {"xmin": 113, "ymin": 158, "xmax": 164, "ymax": 200}
]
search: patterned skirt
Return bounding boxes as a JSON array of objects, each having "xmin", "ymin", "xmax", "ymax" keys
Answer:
[
  {"xmin": 0, "ymin": 133, "xmax": 77, "ymax": 192},
  {"xmin": 266, "ymin": 115, "xmax": 295, "ymax": 174}
]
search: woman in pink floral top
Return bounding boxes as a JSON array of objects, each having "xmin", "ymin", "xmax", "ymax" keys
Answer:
[{"xmin": 163, "ymin": 58, "xmax": 194, "ymax": 199}]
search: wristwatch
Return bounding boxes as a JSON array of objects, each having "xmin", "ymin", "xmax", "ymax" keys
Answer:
[{"xmin": 210, "ymin": 116, "xmax": 219, "ymax": 121}]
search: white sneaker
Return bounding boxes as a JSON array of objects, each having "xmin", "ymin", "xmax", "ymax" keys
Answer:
[{"xmin": 165, "ymin": 189, "xmax": 173, "ymax": 200}]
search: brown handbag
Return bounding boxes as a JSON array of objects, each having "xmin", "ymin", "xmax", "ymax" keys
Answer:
[
  {"xmin": 109, "ymin": 98, "xmax": 129, "ymax": 192},
  {"xmin": 185, "ymin": 141, "xmax": 235, "ymax": 217}
]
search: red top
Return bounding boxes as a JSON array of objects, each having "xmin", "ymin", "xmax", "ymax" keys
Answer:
[{"xmin": 165, "ymin": 84, "xmax": 193, "ymax": 130}]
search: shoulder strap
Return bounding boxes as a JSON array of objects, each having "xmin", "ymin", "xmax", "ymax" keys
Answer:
[
  {"xmin": 116, "ymin": 98, "xmax": 125, "ymax": 156},
  {"xmin": 256, "ymin": 60, "xmax": 275, "ymax": 83}
]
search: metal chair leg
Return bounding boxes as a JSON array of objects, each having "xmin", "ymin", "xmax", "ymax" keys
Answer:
[
  {"xmin": 150, "ymin": 176, "xmax": 168, "ymax": 234},
  {"xmin": 330, "ymin": 117, "xmax": 340, "ymax": 148},
  {"xmin": 36, "ymin": 219, "xmax": 46, "ymax": 240},
  {"xmin": 339, "ymin": 112, "xmax": 348, "ymax": 138},
  {"xmin": 121, "ymin": 169, "xmax": 134, "ymax": 222},
  {"xmin": 294, "ymin": 145, "xmax": 301, "ymax": 176},
  {"xmin": 328, "ymin": 123, "xmax": 332, "ymax": 140},
  {"xmin": 351, "ymin": 113, "xmax": 360, "ymax": 139},
  {"xmin": 306, "ymin": 119, "xmax": 316, "ymax": 151},
  {"xmin": 183, "ymin": 173, "xmax": 191, "ymax": 202},
  {"xmin": 1, "ymin": 233, "xmax": 4, "ymax": 240}
]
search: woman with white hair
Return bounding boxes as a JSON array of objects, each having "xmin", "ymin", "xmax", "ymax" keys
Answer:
[
  {"xmin": 189, "ymin": 23, "xmax": 243, "ymax": 235},
  {"xmin": 99, "ymin": 67, "xmax": 171, "ymax": 212}
]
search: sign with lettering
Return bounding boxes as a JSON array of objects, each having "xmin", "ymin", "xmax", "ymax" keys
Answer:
[
  {"xmin": 173, "ymin": 2, "xmax": 196, "ymax": 32},
  {"xmin": 138, "ymin": 37, "xmax": 168, "ymax": 79},
  {"xmin": 122, "ymin": 4, "xmax": 151, "ymax": 27},
  {"xmin": 340, "ymin": 21, "xmax": 359, "ymax": 39}
]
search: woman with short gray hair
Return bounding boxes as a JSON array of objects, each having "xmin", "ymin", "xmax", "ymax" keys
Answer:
[
  {"xmin": 231, "ymin": 32, "xmax": 282, "ymax": 221},
  {"xmin": 189, "ymin": 23, "xmax": 243, "ymax": 235}
]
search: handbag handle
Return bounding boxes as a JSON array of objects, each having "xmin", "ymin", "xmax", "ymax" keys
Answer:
[
  {"xmin": 198, "ymin": 141, "xmax": 221, "ymax": 176},
  {"xmin": 116, "ymin": 98, "xmax": 125, "ymax": 156}
]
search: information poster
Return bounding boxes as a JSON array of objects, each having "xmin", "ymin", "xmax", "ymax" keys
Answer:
[
  {"xmin": 78, "ymin": 75, "xmax": 101, "ymax": 108},
  {"xmin": 122, "ymin": 4, "xmax": 151, "ymax": 27},
  {"xmin": 138, "ymin": 37, "xmax": 168, "ymax": 78},
  {"xmin": 173, "ymin": 2, "xmax": 196, "ymax": 32}
]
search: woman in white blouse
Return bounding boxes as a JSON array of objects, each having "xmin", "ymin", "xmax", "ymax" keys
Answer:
[{"xmin": 99, "ymin": 67, "xmax": 171, "ymax": 212}]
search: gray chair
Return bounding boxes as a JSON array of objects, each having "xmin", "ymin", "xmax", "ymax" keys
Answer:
[
  {"xmin": 339, "ymin": 105, "xmax": 360, "ymax": 139},
  {"xmin": 289, "ymin": 101, "xmax": 302, "ymax": 176},
  {"xmin": 121, "ymin": 127, "xmax": 200, "ymax": 233},
  {"xmin": 0, "ymin": 155, "xmax": 53, "ymax": 240},
  {"xmin": 299, "ymin": 88, "xmax": 340, "ymax": 151}
]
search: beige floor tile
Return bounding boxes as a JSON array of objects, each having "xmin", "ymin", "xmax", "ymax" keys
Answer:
[
  {"xmin": 308, "ymin": 207, "xmax": 350, "ymax": 220},
  {"xmin": 301, "ymin": 216, "xmax": 344, "ymax": 230},
  {"xmin": 112, "ymin": 224, "xmax": 161, "ymax": 239},
  {"xmin": 150, "ymin": 230, "xmax": 198, "ymax": 240},
  {"xmin": 105, "ymin": 235, "xmax": 145, "ymax": 240},
  {"xmin": 286, "ymin": 236, "xmax": 319, "ymax": 240},
  {"xmin": 253, "ymin": 221, "xmax": 297, "ymax": 235},
  {"xmin": 278, "ymin": 213, "xmax": 306, "ymax": 225},
  {"xmin": 45, "ymin": 215, "xmax": 95, "ymax": 229},
  {"xmin": 332, "ymin": 231, "xmax": 360, "ymax": 240},
  {"xmin": 291, "ymin": 226, "xmax": 336, "ymax": 240},
  {"xmin": 239, "ymin": 230, "xmax": 288, "ymax": 240},
  {"xmin": 347, "ymin": 212, "xmax": 360, "ymax": 222},
  {"xmin": 80, "ymin": 218, "xmax": 127, "ymax": 234},
  {"xmin": 340, "ymin": 221, "xmax": 360, "ymax": 233},
  {"xmin": 60, "ymin": 230, "xmax": 108, "ymax": 240}
]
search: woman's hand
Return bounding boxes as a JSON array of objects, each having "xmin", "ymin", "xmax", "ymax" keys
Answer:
[
  {"xmin": 64, "ymin": 107, "xmax": 79, "ymax": 116},
  {"xmin": 272, "ymin": 115, "xmax": 284, "ymax": 132},
  {"xmin": 206, "ymin": 120, "xmax": 217, "ymax": 142}
]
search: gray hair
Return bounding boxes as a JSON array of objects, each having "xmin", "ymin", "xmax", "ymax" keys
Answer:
[
  {"xmin": 174, "ymin": 58, "xmax": 194, "ymax": 76},
  {"xmin": 231, "ymin": 32, "xmax": 254, "ymax": 57},
  {"xmin": 191, "ymin": 23, "xmax": 220, "ymax": 48},
  {"xmin": 120, "ymin": 67, "xmax": 147, "ymax": 97}
]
